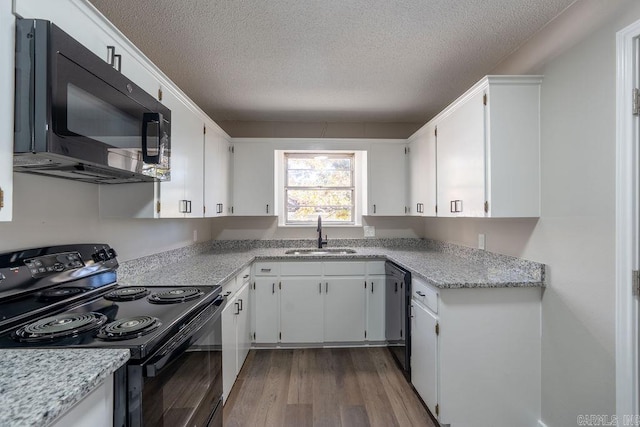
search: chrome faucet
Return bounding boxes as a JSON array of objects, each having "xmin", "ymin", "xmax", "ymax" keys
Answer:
[{"xmin": 317, "ymin": 215, "xmax": 328, "ymax": 249}]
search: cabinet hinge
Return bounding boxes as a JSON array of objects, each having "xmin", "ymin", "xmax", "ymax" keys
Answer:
[
  {"xmin": 0, "ymin": 187, "xmax": 4, "ymax": 210},
  {"xmin": 633, "ymin": 270, "xmax": 640, "ymax": 295},
  {"xmin": 483, "ymin": 93, "xmax": 487, "ymax": 105},
  {"xmin": 156, "ymin": 201, "xmax": 161, "ymax": 214},
  {"xmin": 230, "ymin": 146, "xmax": 235, "ymax": 153},
  {"xmin": 405, "ymin": 146, "xmax": 409, "ymax": 155},
  {"xmin": 434, "ymin": 127, "xmax": 437, "ymax": 137},
  {"xmin": 484, "ymin": 201, "xmax": 489, "ymax": 213},
  {"xmin": 435, "ymin": 404, "xmax": 439, "ymax": 417},
  {"xmin": 633, "ymin": 88, "xmax": 640, "ymax": 115},
  {"xmin": 203, "ymin": 126, "xmax": 206, "ymax": 135},
  {"xmin": 435, "ymin": 322, "xmax": 440, "ymax": 336},
  {"xmin": 158, "ymin": 88, "xmax": 163, "ymax": 101}
]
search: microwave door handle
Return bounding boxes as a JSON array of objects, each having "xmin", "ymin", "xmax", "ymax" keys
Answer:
[{"xmin": 142, "ymin": 112, "xmax": 162, "ymax": 164}]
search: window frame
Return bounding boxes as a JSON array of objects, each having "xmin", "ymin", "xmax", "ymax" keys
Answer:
[{"xmin": 283, "ymin": 152, "xmax": 356, "ymax": 225}]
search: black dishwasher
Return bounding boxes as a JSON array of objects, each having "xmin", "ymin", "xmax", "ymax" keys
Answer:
[{"xmin": 385, "ymin": 261, "xmax": 411, "ymax": 379}]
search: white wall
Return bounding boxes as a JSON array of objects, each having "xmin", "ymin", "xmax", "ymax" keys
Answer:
[
  {"xmin": 423, "ymin": 1, "xmax": 640, "ymax": 425},
  {"xmin": 0, "ymin": 173, "xmax": 212, "ymax": 261},
  {"xmin": 211, "ymin": 215, "xmax": 424, "ymax": 240}
]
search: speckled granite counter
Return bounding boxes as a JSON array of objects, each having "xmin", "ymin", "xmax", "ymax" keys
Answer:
[
  {"xmin": 119, "ymin": 239, "xmax": 544, "ymax": 290},
  {"xmin": 0, "ymin": 349, "xmax": 129, "ymax": 427}
]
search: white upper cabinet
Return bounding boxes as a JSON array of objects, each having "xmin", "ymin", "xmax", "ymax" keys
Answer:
[
  {"xmin": 435, "ymin": 76, "xmax": 542, "ymax": 218},
  {"xmin": 367, "ymin": 143, "xmax": 408, "ymax": 216},
  {"xmin": 204, "ymin": 126, "xmax": 232, "ymax": 217},
  {"xmin": 408, "ymin": 123, "xmax": 437, "ymax": 217},
  {"xmin": 159, "ymin": 88, "xmax": 204, "ymax": 218},
  {"xmin": 232, "ymin": 142, "xmax": 275, "ymax": 216},
  {"xmin": 0, "ymin": 0, "xmax": 14, "ymax": 221}
]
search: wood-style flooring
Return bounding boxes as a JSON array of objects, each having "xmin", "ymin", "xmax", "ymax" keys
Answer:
[{"xmin": 223, "ymin": 347, "xmax": 437, "ymax": 427}]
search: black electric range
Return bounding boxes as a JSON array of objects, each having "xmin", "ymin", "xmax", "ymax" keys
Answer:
[{"xmin": 0, "ymin": 244, "xmax": 224, "ymax": 427}]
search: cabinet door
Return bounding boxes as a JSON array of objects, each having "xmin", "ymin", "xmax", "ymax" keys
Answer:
[
  {"xmin": 366, "ymin": 277, "xmax": 385, "ymax": 341},
  {"xmin": 222, "ymin": 295, "xmax": 238, "ymax": 402},
  {"xmin": 368, "ymin": 143, "xmax": 408, "ymax": 216},
  {"xmin": 253, "ymin": 278, "xmax": 279, "ymax": 343},
  {"xmin": 324, "ymin": 278, "xmax": 366, "ymax": 342},
  {"xmin": 236, "ymin": 283, "xmax": 251, "ymax": 372},
  {"xmin": 0, "ymin": 0, "xmax": 13, "ymax": 221},
  {"xmin": 437, "ymin": 90, "xmax": 486, "ymax": 217},
  {"xmin": 158, "ymin": 88, "xmax": 204, "ymax": 218},
  {"xmin": 411, "ymin": 301, "xmax": 438, "ymax": 417},
  {"xmin": 280, "ymin": 279, "xmax": 324, "ymax": 343},
  {"xmin": 204, "ymin": 126, "xmax": 231, "ymax": 217},
  {"xmin": 232, "ymin": 142, "xmax": 274, "ymax": 216}
]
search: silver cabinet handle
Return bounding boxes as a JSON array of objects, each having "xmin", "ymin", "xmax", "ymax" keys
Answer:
[
  {"xmin": 266, "ymin": 204, "xmax": 269, "ymax": 214},
  {"xmin": 272, "ymin": 283, "xmax": 275, "ymax": 294},
  {"xmin": 238, "ymin": 298, "xmax": 243, "ymax": 311},
  {"xmin": 416, "ymin": 291, "xmax": 425, "ymax": 297},
  {"xmin": 325, "ymin": 282, "xmax": 328, "ymax": 293},
  {"xmin": 319, "ymin": 282, "xmax": 322, "ymax": 294},
  {"xmin": 371, "ymin": 281, "xmax": 374, "ymax": 294},
  {"xmin": 243, "ymin": 274, "xmax": 250, "ymax": 279},
  {"xmin": 234, "ymin": 302, "xmax": 240, "ymax": 315},
  {"xmin": 261, "ymin": 268, "xmax": 271, "ymax": 272},
  {"xmin": 373, "ymin": 204, "xmax": 376, "ymax": 214}
]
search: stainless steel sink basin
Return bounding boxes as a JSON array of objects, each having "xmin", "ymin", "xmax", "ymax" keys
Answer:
[{"xmin": 284, "ymin": 248, "xmax": 357, "ymax": 255}]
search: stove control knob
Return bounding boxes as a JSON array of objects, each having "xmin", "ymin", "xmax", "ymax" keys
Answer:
[
  {"xmin": 53, "ymin": 263, "xmax": 65, "ymax": 272},
  {"xmin": 107, "ymin": 248, "xmax": 118, "ymax": 259}
]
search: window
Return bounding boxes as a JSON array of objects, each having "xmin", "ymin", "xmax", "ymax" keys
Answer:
[{"xmin": 284, "ymin": 153, "xmax": 355, "ymax": 224}]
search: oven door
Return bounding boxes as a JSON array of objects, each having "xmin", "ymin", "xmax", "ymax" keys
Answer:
[{"xmin": 128, "ymin": 300, "xmax": 223, "ymax": 427}]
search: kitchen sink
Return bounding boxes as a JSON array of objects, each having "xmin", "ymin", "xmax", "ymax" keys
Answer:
[{"xmin": 284, "ymin": 248, "xmax": 357, "ymax": 255}]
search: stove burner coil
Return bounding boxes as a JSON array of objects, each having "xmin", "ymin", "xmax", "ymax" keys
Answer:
[
  {"xmin": 13, "ymin": 312, "xmax": 107, "ymax": 342},
  {"xmin": 96, "ymin": 316, "xmax": 161, "ymax": 340},
  {"xmin": 38, "ymin": 287, "xmax": 84, "ymax": 301},
  {"xmin": 104, "ymin": 287, "xmax": 149, "ymax": 301},
  {"xmin": 148, "ymin": 287, "xmax": 203, "ymax": 304}
]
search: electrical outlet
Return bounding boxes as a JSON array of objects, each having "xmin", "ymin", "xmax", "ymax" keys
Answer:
[
  {"xmin": 478, "ymin": 234, "xmax": 486, "ymax": 250},
  {"xmin": 193, "ymin": 230, "xmax": 198, "ymax": 242},
  {"xmin": 364, "ymin": 226, "xmax": 375, "ymax": 238}
]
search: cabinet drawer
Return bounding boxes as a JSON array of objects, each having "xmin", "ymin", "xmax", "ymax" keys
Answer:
[
  {"xmin": 280, "ymin": 262, "xmax": 323, "ymax": 276},
  {"xmin": 222, "ymin": 279, "xmax": 239, "ymax": 306},
  {"xmin": 366, "ymin": 261, "xmax": 386, "ymax": 275},
  {"xmin": 323, "ymin": 261, "xmax": 366, "ymax": 276},
  {"xmin": 253, "ymin": 262, "xmax": 280, "ymax": 276},
  {"xmin": 412, "ymin": 277, "xmax": 438, "ymax": 314},
  {"xmin": 237, "ymin": 266, "xmax": 251, "ymax": 283}
]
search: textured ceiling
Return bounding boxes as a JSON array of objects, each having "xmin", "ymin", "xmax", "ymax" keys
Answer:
[{"xmin": 89, "ymin": 0, "xmax": 575, "ymax": 124}]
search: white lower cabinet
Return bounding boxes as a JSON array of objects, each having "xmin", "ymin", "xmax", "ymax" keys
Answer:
[
  {"xmin": 251, "ymin": 260, "xmax": 384, "ymax": 345},
  {"xmin": 409, "ymin": 277, "xmax": 541, "ymax": 427},
  {"xmin": 366, "ymin": 276, "xmax": 385, "ymax": 341},
  {"xmin": 253, "ymin": 277, "xmax": 280, "ymax": 344},
  {"xmin": 221, "ymin": 277, "xmax": 250, "ymax": 403},
  {"xmin": 51, "ymin": 375, "xmax": 113, "ymax": 427},
  {"xmin": 280, "ymin": 278, "xmax": 324, "ymax": 343},
  {"xmin": 323, "ymin": 278, "xmax": 365, "ymax": 342},
  {"xmin": 410, "ymin": 299, "xmax": 438, "ymax": 417}
]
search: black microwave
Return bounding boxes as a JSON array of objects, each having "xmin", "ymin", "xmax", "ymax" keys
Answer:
[{"xmin": 14, "ymin": 19, "xmax": 171, "ymax": 184}]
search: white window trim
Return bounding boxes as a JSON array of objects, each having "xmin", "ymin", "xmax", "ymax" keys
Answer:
[{"xmin": 276, "ymin": 150, "xmax": 365, "ymax": 227}]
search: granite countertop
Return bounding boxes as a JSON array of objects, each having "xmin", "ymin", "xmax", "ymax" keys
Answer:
[
  {"xmin": 0, "ymin": 349, "xmax": 129, "ymax": 427},
  {"xmin": 119, "ymin": 240, "xmax": 544, "ymax": 290}
]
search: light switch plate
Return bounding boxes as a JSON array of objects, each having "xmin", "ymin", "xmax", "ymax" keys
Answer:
[
  {"xmin": 478, "ymin": 233, "xmax": 486, "ymax": 250},
  {"xmin": 364, "ymin": 226, "xmax": 375, "ymax": 238}
]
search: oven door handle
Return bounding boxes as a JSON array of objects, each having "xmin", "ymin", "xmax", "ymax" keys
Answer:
[
  {"xmin": 144, "ymin": 294, "xmax": 224, "ymax": 377},
  {"xmin": 142, "ymin": 112, "xmax": 164, "ymax": 164}
]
